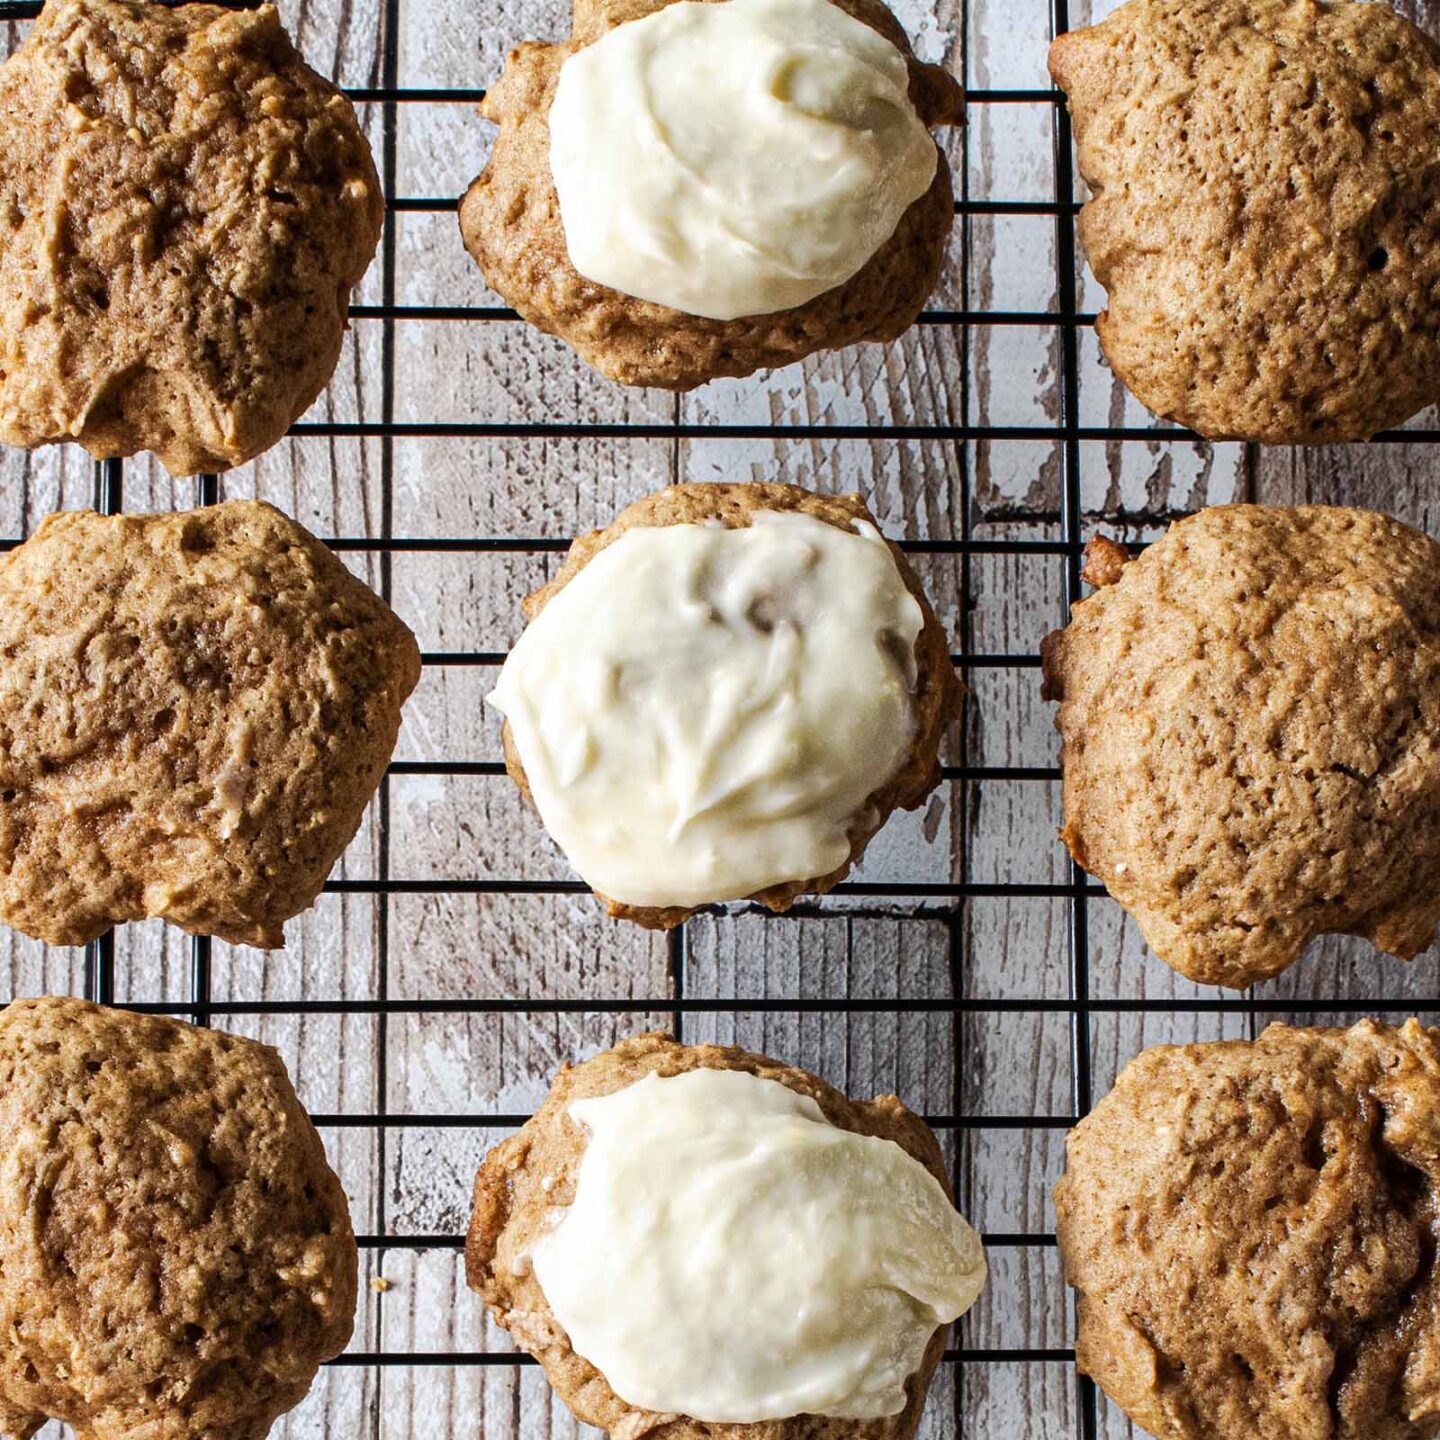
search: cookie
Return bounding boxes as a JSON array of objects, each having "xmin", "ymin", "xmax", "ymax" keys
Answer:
[
  {"xmin": 459, "ymin": 0, "xmax": 963, "ymax": 389},
  {"xmin": 1041, "ymin": 504, "xmax": 1440, "ymax": 989},
  {"xmin": 1049, "ymin": 0, "xmax": 1440, "ymax": 443},
  {"xmin": 1056, "ymin": 1019, "xmax": 1440, "ymax": 1440},
  {"xmin": 0, "ymin": 0, "xmax": 384, "ymax": 476},
  {"xmin": 0, "ymin": 500, "xmax": 420, "ymax": 947},
  {"xmin": 0, "ymin": 995, "xmax": 356, "ymax": 1440},
  {"xmin": 467, "ymin": 1031, "xmax": 984, "ymax": 1439},
  {"xmin": 490, "ymin": 482, "xmax": 960, "ymax": 928}
]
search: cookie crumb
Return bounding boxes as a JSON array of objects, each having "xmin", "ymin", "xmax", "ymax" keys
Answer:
[{"xmin": 1080, "ymin": 535, "xmax": 1128, "ymax": 589}]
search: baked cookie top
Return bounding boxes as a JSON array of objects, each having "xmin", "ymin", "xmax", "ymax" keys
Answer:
[
  {"xmin": 1041, "ymin": 504, "xmax": 1440, "ymax": 989},
  {"xmin": 1056, "ymin": 1020, "xmax": 1440, "ymax": 1440},
  {"xmin": 1049, "ymin": 0, "xmax": 1440, "ymax": 444},
  {"xmin": 0, "ymin": 500, "xmax": 420, "ymax": 948},
  {"xmin": 0, "ymin": 996, "xmax": 356, "ymax": 1440},
  {"xmin": 459, "ymin": 0, "xmax": 962, "ymax": 389},
  {"xmin": 490, "ymin": 482, "xmax": 960, "ymax": 929},
  {"xmin": 0, "ymin": 0, "xmax": 384, "ymax": 475},
  {"xmin": 467, "ymin": 1031, "xmax": 980, "ymax": 1440}
]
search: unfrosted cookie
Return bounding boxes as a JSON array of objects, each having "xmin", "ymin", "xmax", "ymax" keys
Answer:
[
  {"xmin": 467, "ymin": 1031, "xmax": 984, "ymax": 1440},
  {"xmin": 0, "ymin": 500, "xmax": 420, "ymax": 947},
  {"xmin": 0, "ymin": 995, "xmax": 356, "ymax": 1440},
  {"xmin": 460, "ymin": 0, "xmax": 963, "ymax": 389},
  {"xmin": 490, "ymin": 482, "xmax": 960, "ymax": 928},
  {"xmin": 1050, "ymin": 0, "xmax": 1440, "ymax": 443},
  {"xmin": 1041, "ymin": 505, "xmax": 1440, "ymax": 989},
  {"xmin": 0, "ymin": 0, "xmax": 384, "ymax": 475},
  {"xmin": 1056, "ymin": 1019, "xmax": 1440, "ymax": 1440}
]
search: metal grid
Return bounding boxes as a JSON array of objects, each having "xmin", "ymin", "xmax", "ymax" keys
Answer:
[{"xmin": 4, "ymin": 0, "xmax": 1432, "ymax": 1436}]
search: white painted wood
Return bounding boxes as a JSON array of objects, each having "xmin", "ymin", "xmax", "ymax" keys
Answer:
[{"xmin": 2, "ymin": 0, "xmax": 1437, "ymax": 1435}]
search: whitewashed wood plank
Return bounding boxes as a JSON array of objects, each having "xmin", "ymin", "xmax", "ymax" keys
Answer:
[{"xmin": 6, "ymin": 0, "xmax": 1438, "ymax": 1437}]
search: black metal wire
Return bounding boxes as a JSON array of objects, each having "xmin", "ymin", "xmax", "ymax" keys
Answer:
[
  {"xmin": 412, "ymin": 651, "xmax": 1041, "ymax": 667},
  {"xmin": 281, "ymin": 418, "xmax": 1438, "ymax": 441},
  {"xmin": 384, "ymin": 761, "xmax": 1056, "ymax": 780},
  {"xmin": 96, "ymin": 994, "xmax": 1440, "ymax": 1017},
  {"xmin": 190, "ymin": 475, "xmax": 220, "ymax": 1026},
  {"xmin": 1047, "ymin": 0, "xmax": 1099, "ymax": 1427},
  {"xmin": 301, "ymin": 1111, "xmax": 1078, "ymax": 1129},
  {"xmin": 323, "ymin": 1347, "xmax": 1077, "ymax": 1368},
  {"xmin": 385, "ymin": 195, "xmax": 1079, "ymax": 216},
  {"xmin": 346, "ymin": 303, "xmax": 1100, "ymax": 325},
  {"xmin": 315, "ymin": 878, "xmax": 1097, "ymax": 897},
  {"xmin": 82, "ymin": 459, "xmax": 124, "ymax": 1007},
  {"xmin": 373, "ymin": 0, "xmax": 402, "ymax": 1358},
  {"xmin": 0, "ymin": 12, "xmax": 1323, "ymax": 1422},
  {"xmin": 278, "ymin": 420, "xmax": 1143, "ymax": 439}
]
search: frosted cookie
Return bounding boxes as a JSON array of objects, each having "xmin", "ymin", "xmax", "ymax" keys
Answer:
[
  {"xmin": 0, "ymin": 996, "xmax": 355, "ymax": 1440},
  {"xmin": 0, "ymin": 500, "xmax": 420, "ymax": 947},
  {"xmin": 460, "ymin": 0, "xmax": 963, "ymax": 389},
  {"xmin": 488, "ymin": 482, "xmax": 960, "ymax": 927},
  {"xmin": 1057, "ymin": 1019, "xmax": 1440, "ymax": 1440},
  {"xmin": 1050, "ymin": 0, "xmax": 1440, "ymax": 443},
  {"xmin": 1041, "ymin": 505, "xmax": 1440, "ymax": 990},
  {"xmin": 0, "ymin": 0, "xmax": 384, "ymax": 475},
  {"xmin": 467, "ymin": 1032, "xmax": 986, "ymax": 1438}
]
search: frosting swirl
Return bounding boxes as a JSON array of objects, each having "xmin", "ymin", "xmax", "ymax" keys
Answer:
[
  {"xmin": 533, "ymin": 1068, "xmax": 987, "ymax": 1421},
  {"xmin": 547, "ymin": 0, "xmax": 941, "ymax": 320},
  {"xmin": 488, "ymin": 510, "xmax": 925, "ymax": 908}
]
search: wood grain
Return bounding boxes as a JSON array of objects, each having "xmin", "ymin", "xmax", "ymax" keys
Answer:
[{"xmin": 2, "ymin": 0, "xmax": 1438, "ymax": 1436}]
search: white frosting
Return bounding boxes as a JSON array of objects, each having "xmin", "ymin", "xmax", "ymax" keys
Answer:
[
  {"xmin": 547, "ymin": 0, "xmax": 940, "ymax": 320},
  {"xmin": 532, "ymin": 1068, "xmax": 987, "ymax": 1422},
  {"xmin": 488, "ymin": 510, "xmax": 925, "ymax": 908}
]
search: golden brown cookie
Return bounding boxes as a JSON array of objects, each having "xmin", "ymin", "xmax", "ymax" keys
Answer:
[
  {"xmin": 1049, "ymin": 0, "xmax": 1440, "ymax": 443},
  {"xmin": 467, "ymin": 1031, "xmax": 955, "ymax": 1440},
  {"xmin": 0, "ymin": 0, "xmax": 384, "ymax": 476},
  {"xmin": 0, "ymin": 500, "xmax": 420, "ymax": 948},
  {"xmin": 460, "ymin": 0, "xmax": 963, "ymax": 390},
  {"xmin": 1041, "ymin": 504, "xmax": 1440, "ymax": 990},
  {"xmin": 0, "ymin": 995, "xmax": 356, "ymax": 1440},
  {"xmin": 500, "ymin": 482, "xmax": 960, "ymax": 928},
  {"xmin": 1056, "ymin": 1019, "xmax": 1440, "ymax": 1440}
]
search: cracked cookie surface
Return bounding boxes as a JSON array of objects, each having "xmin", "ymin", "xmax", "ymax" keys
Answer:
[
  {"xmin": 467, "ymin": 1031, "xmax": 956, "ymax": 1440},
  {"xmin": 1049, "ymin": 0, "xmax": 1440, "ymax": 443},
  {"xmin": 0, "ymin": 500, "xmax": 420, "ymax": 948},
  {"xmin": 1056, "ymin": 1020, "xmax": 1440, "ymax": 1440},
  {"xmin": 1041, "ymin": 504, "xmax": 1440, "ymax": 989},
  {"xmin": 0, "ymin": 996, "xmax": 356, "ymax": 1440},
  {"xmin": 459, "ymin": 0, "xmax": 963, "ymax": 389},
  {"xmin": 0, "ymin": 0, "xmax": 383, "ymax": 475}
]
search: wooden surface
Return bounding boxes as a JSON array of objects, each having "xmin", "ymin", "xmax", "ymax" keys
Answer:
[{"xmin": 1, "ymin": 0, "xmax": 1438, "ymax": 1437}]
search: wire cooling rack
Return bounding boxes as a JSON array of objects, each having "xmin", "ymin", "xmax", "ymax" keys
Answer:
[{"xmin": 5, "ymin": 0, "xmax": 1440, "ymax": 1436}]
